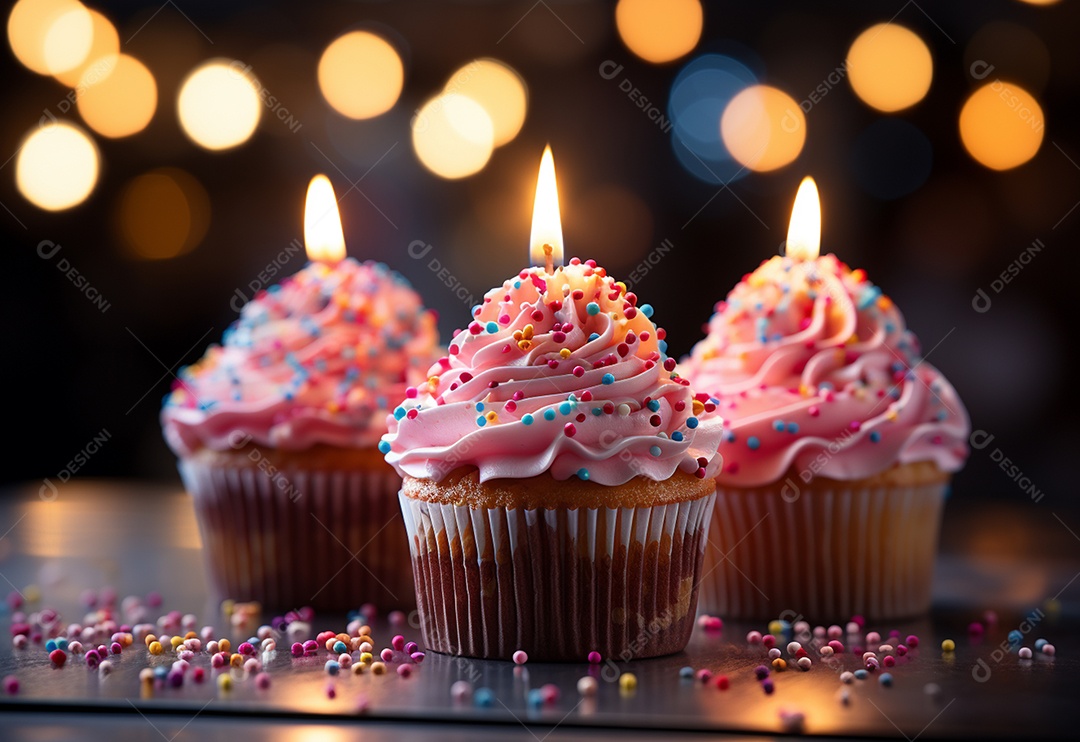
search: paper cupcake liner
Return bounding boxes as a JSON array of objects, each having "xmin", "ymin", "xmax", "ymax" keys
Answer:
[
  {"xmin": 179, "ymin": 458, "xmax": 413, "ymax": 612},
  {"xmin": 399, "ymin": 490, "xmax": 715, "ymax": 661},
  {"xmin": 698, "ymin": 481, "xmax": 946, "ymax": 621}
]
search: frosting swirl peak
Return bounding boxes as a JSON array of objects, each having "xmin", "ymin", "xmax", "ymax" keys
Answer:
[{"xmin": 382, "ymin": 258, "xmax": 723, "ymax": 485}]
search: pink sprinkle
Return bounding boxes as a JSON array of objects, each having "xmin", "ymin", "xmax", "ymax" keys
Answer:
[
  {"xmin": 588, "ymin": 651, "xmax": 602, "ymax": 664},
  {"xmin": 512, "ymin": 650, "xmax": 528, "ymax": 665},
  {"xmin": 696, "ymin": 669, "xmax": 713, "ymax": 683},
  {"xmin": 968, "ymin": 622, "xmax": 984, "ymax": 635},
  {"xmin": 498, "ymin": 314, "xmax": 510, "ymax": 325},
  {"xmin": 849, "ymin": 421, "xmax": 861, "ymax": 431},
  {"xmin": 883, "ymin": 655, "xmax": 896, "ymax": 667},
  {"xmin": 896, "ymin": 644, "xmax": 908, "ymax": 656},
  {"xmin": 405, "ymin": 642, "xmax": 418, "ymax": 654},
  {"xmin": 256, "ymin": 672, "xmax": 271, "ymax": 689},
  {"xmin": 762, "ymin": 635, "xmax": 776, "ymax": 649},
  {"xmin": 564, "ymin": 423, "xmax": 577, "ymax": 437},
  {"xmin": 905, "ymin": 635, "xmax": 919, "ymax": 648},
  {"xmin": 193, "ymin": 667, "xmax": 205, "ymax": 683},
  {"xmin": 540, "ymin": 683, "xmax": 560, "ymax": 704},
  {"xmin": 573, "ymin": 366, "xmax": 585, "ymax": 377},
  {"xmin": 827, "ymin": 640, "xmax": 844, "ymax": 653},
  {"xmin": 326, "ymin": 683, "xmax": 337, "ymax": 699},
  {"xmin": 1042, "ymin": 644, "xmax": 1056, "ymax": 656},
  {"xmin": 392, "ymin": 635, "xmax": 406, "ymax": 651},
  {"xmin": 211, "ymin": 654, "xmax": 226, "ymax": 669},
  {"xmin": 397, "ymin": 664, "xmax": 412, "ymax": 678},
  {"xmin": 410, "ymin": 651, "xmax": 425, "ymax": 663},
  {"xmin": 405, "ymin": 387, "xmax": 418, "ymax": 399},
  {"xmin": 746, "ymin": 631, "xmax": 762, "ymax": 644},
  {"xmin": 3, "ymin": 676, "xmax": 18, "ymax": 695},
  {"xmin": 380, "ymin": 649, "xmax": 394, "ymax": 662}
]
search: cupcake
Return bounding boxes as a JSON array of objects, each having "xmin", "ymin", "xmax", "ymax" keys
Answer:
[
  {"xmin": 679, "ymin": 253, "xmax": 969, "ymax": 620},
  {"xmin": 162, "ymin": 259, "xmax": 439, "ymax": 612},
  {"xmin": 381, "ymin": 258, "xmax": 724, "ymax": 661}
]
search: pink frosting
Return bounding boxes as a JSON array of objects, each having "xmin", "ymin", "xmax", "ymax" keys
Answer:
[
  {"xmin": 678, "ymin": 254, "xmax": 969, "ymax": 487},
  {"xmin": 381, "ymin": 258, "xmax": 724, "ymax": 486},
  {"xmin": 161, "ymin": 259, "xmax": 439, "ymax": 456}
]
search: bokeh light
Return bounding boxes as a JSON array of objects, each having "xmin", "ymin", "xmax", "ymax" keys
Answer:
[
  {"xmin": 720, "ymin": 85, "xmax": 805, "ymax": 172},
  {"xmin": 412, "ymin": 93, "xmax": 494, "ymax": 179},
  {"xmin": 318, "ymin": 31, "xmax": 403, "ymax": 119},
  {"xmin": 960, "ymin": 81, "xmax": 1044, "ymax": 170},
  {"xmin": 15, "ymin": 121, "xmax": 99, "ymax": 211},
  {"xmin": 54, "ymin": 9, "xmax": 117, "ymax": 87},
  {"xmin": 117, "ymin": 168, "xmax": 211, "ymax": 260},
  {"xmin": 846, "ymin": 23, "xmax": 933, "ymax": 112},
  {"xmin": 445, "ymin": 59, "xmax": 527, "ymax": 147},
  {"xmin": 178, "ymin": 60, "xmax": 262, "ymax": 151},
  {"xmin": 42, "ymin": 1, "xmax": 91, "ymax": 74},
  {"xmin": 7, "ymin": 0, "xmax": 85, "ymax": 74},
  {"xmin": 615, "ymin": 0, "xmax": 703, "ymax": 63},
  {"xmin": 76, "ymin": 53, "xmax": 157, "ymax": 138},
  {"xmin": 668, "ymin": 53, "xmax": 757, "ymax": 184},
  {"xmin": 852, "ymin": 119, "xmax": 933, "ymax": 199}
]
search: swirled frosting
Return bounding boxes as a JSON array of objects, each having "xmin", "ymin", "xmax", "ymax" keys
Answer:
[
  {"xmin": 162, "ymin": 259, "xmax": 439, "ymax": 456},
  {"xmin": 678, "ymin": 254, "xmax": 969, "ymax": 487},
  {"xmin": 381, "ymin": 258, "xmax": 723, "ymax": 485}
]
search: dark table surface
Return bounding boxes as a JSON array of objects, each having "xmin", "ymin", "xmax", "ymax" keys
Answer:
[{"xmin": 1, "ymin": 480, "xmax": 1077, "ymax": 740}]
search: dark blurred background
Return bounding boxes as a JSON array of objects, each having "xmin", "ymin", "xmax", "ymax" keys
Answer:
[{"xmin": 1, "ymin": 0, "xmax": 1076, "ymax": 519}]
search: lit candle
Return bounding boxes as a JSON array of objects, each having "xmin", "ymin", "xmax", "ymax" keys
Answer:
[
  {"xmin": 784, "ymin": 176, "xmax": 821, "ymax": 261},
  {"xmin": 304, "ymin": 174, "xmax": 347, "ymax": 264},
  {"xmin": 529, "ymin": 145, "xmax": 563, "ymax": 274}
]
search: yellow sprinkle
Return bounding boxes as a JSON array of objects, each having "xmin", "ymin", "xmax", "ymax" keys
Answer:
[
  {"xmin": 522, "ymin": 324, "xmax": 534, "ymax": 339},
  {"xmin": 170, "ymin": 636, "xmax": 184, "ymax": 649},
  {"xmin": 692, "ymin": 400, "xmax": 705, "ymax": 415},
  {"xmin": 886, "ymin": 409, "xmax": 899, "ymax": 422},
  {"xmin": 184, "ymin": 632, "xmax": 197, "ymax": 641},
  {"xmin": 218, "ymin": 674, "xmax": 233, "ymax": 691},
  {"xmin": 220, "ymin": 599, "xmax": 234, "ymax": 618},
  {"xmin": 619, "ymin": 672, "xmax": 637, "ymax": 692},
  {"xmin": 559, "ymin": 348, "xmax": 572, "ymax": 359},
  {"xmin": 144, "ymin": 634, "xmax": 157, "ymax": 647},
  {"xmin": 352, "ymin": 662, "xmax": 365, "ymax": 675},
  {"xmin": 230, "ymin": 653, "xmax": 244, "ymax": 668},
  {"xmin": 772, "ymin": 658, "xmax": 787, "ymax": 671},
  {"xmin": 428, "ymin": 376, "xmax": 440, "ymax": 389},
  {"xmin": 517, "ymin": 340, "xmax": 532, "ymax": 351},
  {"xmin": 359, "ymin": 652, "xmax": 373, "ymax": 664},
  {"xmin": 23, "ymin": 585, "xmax": 40, "ymax": 603},
  {"xmin": 614, "ymin": 281, "xmax": 626, "ymax": 294},
  {"xmin": 941, "ymin": 639, "xmax": 955, "ymax": 652},
  {"xmin": 326, "ymin": 401, "xmax": 341, "ymax": 413},
  {"xmin": 148, "ymin": 641, "xmax": 163, "ymax": 655},
  {"xmin": 218, "ymin": 639, "xmax": 231, "ymax": 654},
  {"xmin": 371, "ymin": 662, "xmax": 386, "ymax": 675},
  {"xmin": 485, "ymin": 411, "xmax": 498, "ymax": 423}
]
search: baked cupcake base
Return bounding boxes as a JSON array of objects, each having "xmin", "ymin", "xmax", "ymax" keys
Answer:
[
  {"xmin": 399, "ymin": 469, "xmax": 716, "ymax": 661},
  {"xmin": 180, "ymin": 444, "xmax": 413, "ymax": 612},
  {"xmin": 699, "ymin": 462, "xmax": 948, "ymax": 621}
]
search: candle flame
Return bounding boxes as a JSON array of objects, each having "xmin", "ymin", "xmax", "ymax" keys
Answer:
[
  {"xmin": 304, "ymin": 174, "xmax": 346, "ymax": 263},
  {"xmin": 529, "ymin": 145, "xmax": 563, "ymax": 269},
  {"xmin": 785, "ymin": 176, "xmax": 821, "ymax": 261}
]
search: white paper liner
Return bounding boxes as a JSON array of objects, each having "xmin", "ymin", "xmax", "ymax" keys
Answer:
[
  {"xmin": 698, "ymin": 481, "xmax": 946, "ymax": 621},
  {"xmin": 178, "ymin": 458, "xmax": 412, "ymax": 611},
  {"xmin": 399, "ymin": 490, "xmax": 716, "ymax": 661}
]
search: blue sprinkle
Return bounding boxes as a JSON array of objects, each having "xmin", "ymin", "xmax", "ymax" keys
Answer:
[
  {"xmin": 879, "ymin": 672, "xmax": 893, "ymax": 687},
  {"xmin": 786, "ymin": 422, "xmax": 799, "ymax": 434},
  {"xmin": 154, "ymin": 666, "xmax": 168, "ymax": 679},
  {"xmin": 747, "ymin": 436, "xmax": 761, "ymax": 450},
  {"xmin": 476, "ymin": 416, "xmax": 486, "ymax": 427},
  {"xmin": 588, "ymin": 333, "xmax": 600, "ymax": 341},
  {"xmin": 476, "ymin": 402, "xmax": 485, "ymax": 412},
  {"xmin": 45, "ymin": 639, "xmax": 57, "ymax": 652},
  {"xmin": 672, "ymin": 431, "xmax": 684, "ymax": 442},
  {"xmin": 647, "ymin": 399, "xmax": 660, "ymax": 412},
  {"xmin": 1035, "ymin": 639, "xmax": 1048, "ymax": 651},
  {"xmin": 687, "ymin": 417, "xmax": 699, "ymax": 429},
  {"xmin": 543, "ymin": 409, "xmax": 556, "ymax": 421},
  {"xmin": 592, "ymin": 408, "xmax": 603, "ymax": 416},
  {"xmin": 869, "ymin": 431, "xmax": 881, "ymax": 443},
  {"xmin": 474, "ymin": 688, "xmax": 495, "ymax": 707},
  {"xmin": 576, "ymin": 468, "xmax": 590, "ymax": 481},
  {"xmin": 650, "ymin": 445, "xmax": 662, "ymax": 457},
  {"xmin": 522, "ymin": 414, "xmax": 534, "ymax": 425},
  {"xmin": 485, "ymin": 321, "xmax": 498, "ymax": 334},
  {"xmin": 658, "ymin": 339, "xmax": 668, "ymax": 353},
  {"xmin": 378, "ymin": 441, "xmax": 391, "ymax": 454},
  {"xmin": 333, "ymin": 641, "xmax": 347, "ymax": 654},
  {"xmin": 679, "ymin": 666, "xmax": 694, "ymax": 680},
  {"xmin": 586, "ymin": 302, "xmax": 600, "ymax": 315},
  {"xmin": 640, "ymin": 303, "xmax": 654, "ymax": 318},
  {"xmin": 772, "ymin": 420, "xmax": 785, "ymax": 432},
  {"xmin": 724, "ymin": 431, "xmax": 736, "ymax": 442},
  {"xmin": 56, "ymin": 637, "xmax": 68, "ymax": 651},
  {"xmin": 559, "ymin": 402, "xmax": 571, "ymax": 415},
  {"xmin": 854, "ymin": 669, "xmax": 868, "ymax": 680},
  {"xmin": 858, "ymin": 286, "xmax": 882, "ymax": 310},
  {"xmin": 325, "ymin": 660, "xmax": 340, "ymax": 675},
  {"xmin": 513, "ymin": 280, "xmax": 521, "ymax": 289},
  {"xmin": 602, "ymin": 373, "xmax": 615, "ymax": 385},
  {"xmin": 394, "ymin": 407, "xmax": 406, "ymax": 420},
  {"xmin": 527, "ymin": 688, "xmax": 544, "ymax": 708},
  {"xmin": 471, "ymin": 305, "xmax": 482, "ymax": 316},
  {"xmin": 935, "ymin": 409, "xmax": 947, "ymax": 421}
]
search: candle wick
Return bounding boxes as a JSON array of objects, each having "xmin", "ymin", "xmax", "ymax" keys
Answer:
[{"xmin": 543, "ymin": 244, "xmax": 554, "ymax": 274}]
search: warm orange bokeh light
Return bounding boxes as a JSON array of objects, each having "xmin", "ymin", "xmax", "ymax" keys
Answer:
[
  {"xmin": 318, "ymin": 31, "xmax": 403, "ymax": 119},
  {"xmin": 847, "ymin": 23, "xmax": 933, "ymax": 113},
  {"xmin": 721, "ymin": 85, "xmax": 806, "ymax": 172},
  {"xmin": 615, "ymin": 0, "xmax": 703, "ymax": 63},
  {"xmin": 960, "ymin": 81, "xmax": 1044, "ymax": 170},
  {"xmin": 76, "ymin": 53, "xmax": 157, "ymax": 138}
]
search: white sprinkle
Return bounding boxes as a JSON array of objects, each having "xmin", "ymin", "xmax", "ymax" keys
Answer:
[
  {"xmin": 768, "ymin": 647, "xmax": 782, "ymax": 659},
  {"xmin": 1018, "ymin": 647, "xmax": 1033, "ymax": 659},
  {"xmin": 797, "ymin": 656, "xmax": 812, "ymax": 670},
  {"xmin": 840, "ymin": 671, "xmax": 855, "ymax": 684}
]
